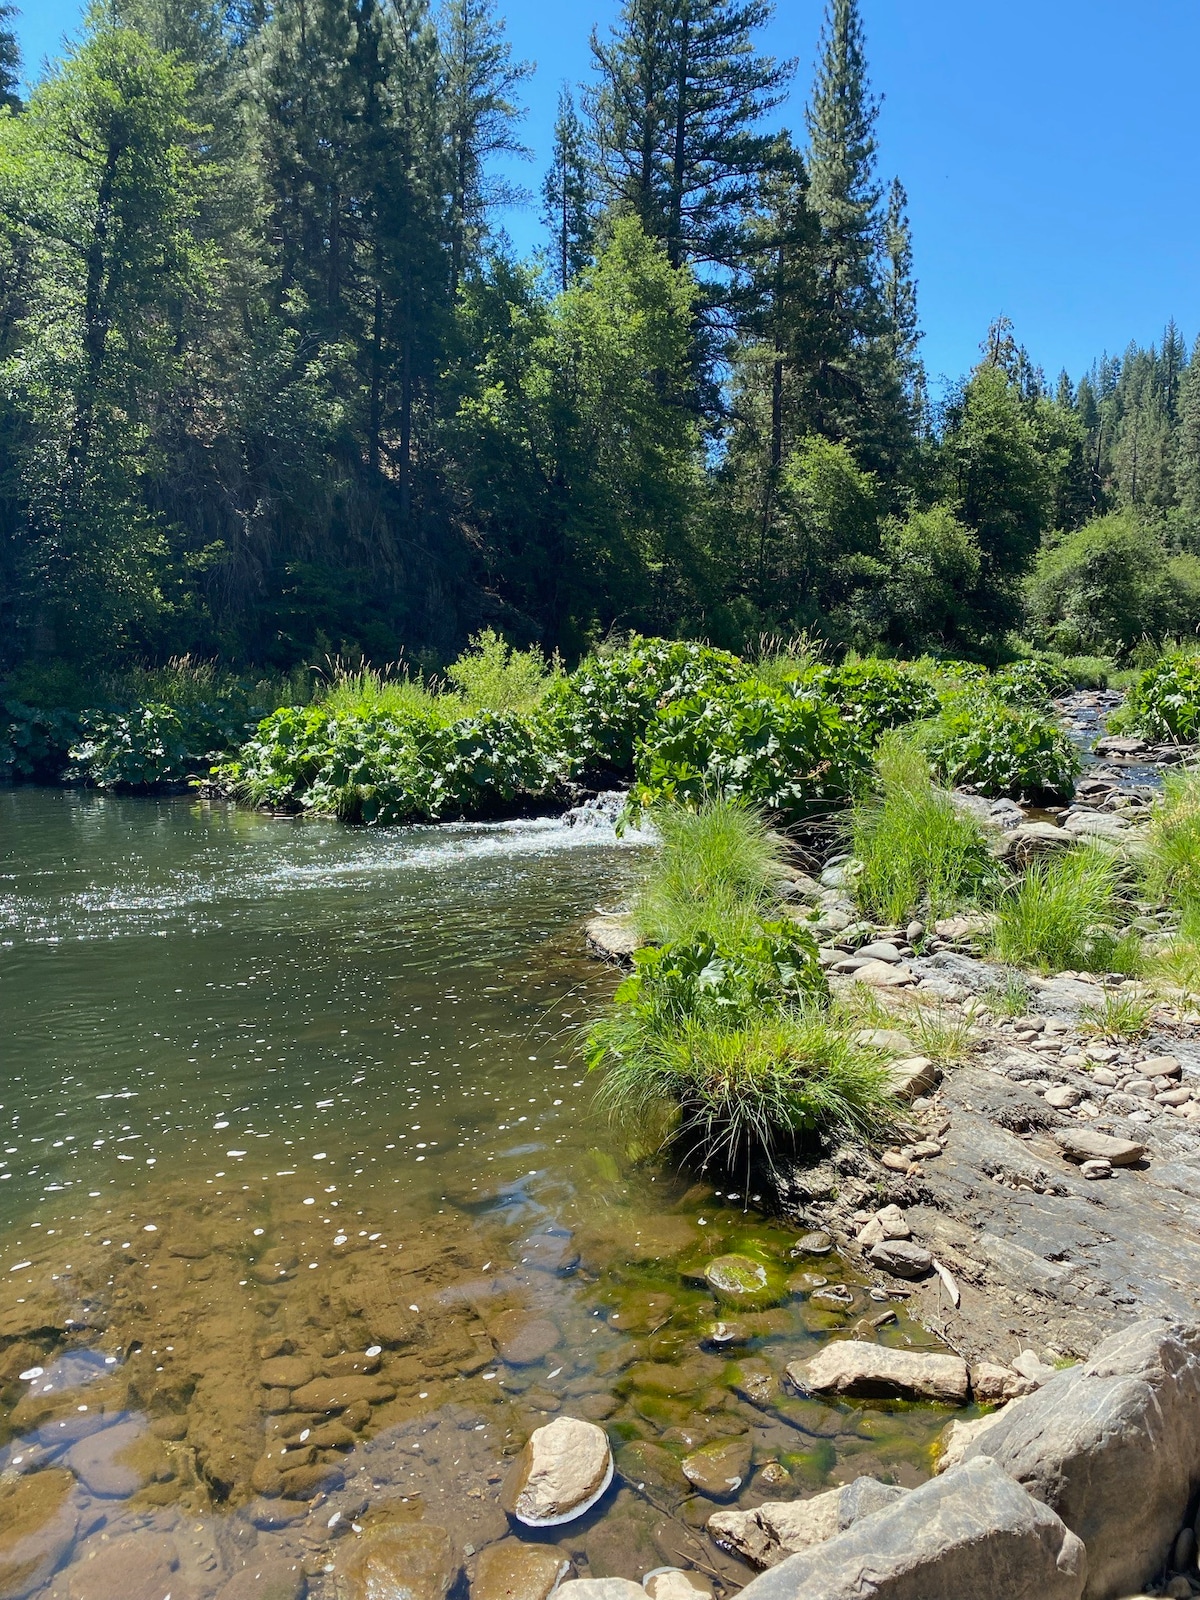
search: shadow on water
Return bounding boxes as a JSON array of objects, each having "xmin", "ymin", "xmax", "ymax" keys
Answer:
[{"xmin": 0, "ymin": 790, "xmax": 962, "ymax": 1597}]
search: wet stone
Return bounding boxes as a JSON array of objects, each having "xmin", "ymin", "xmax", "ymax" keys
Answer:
[
  {"xmin": 336, "ymin": 1520, "xmax": 459, "ymax": 1600},
  {"xmin": 471, "ymin": 1539, "xmax": 570, "ymax": 1600},
  {"xmin": 502, "ymin": 1416, "xmax": 614, "ymax": 1528},
  {"xmin": 289, "ymin": 1376, "xmax": 395, "ymax": 1412},
  {"xmin": 643, "ymin": 1571, "xmax": 713, "ymax": 1600},
  {"xmin": 490, "ymin": 1310, "xmax": 561, "ymax": 1367},
  {"xmin": 62, "ymin": 1419, "xmax": 154, "ymax": 1499},
  {"xmin": 63, "ymin": 1533, "xmax": 182, "ymax": 1600},
  {"xmin": 259, "ymin": 1356, "xmax": 316, "ymax": 1390},
  {"xmin": 215, "ymin": 1558, "xmax": 306, "ymax": 1600},
  {"xmin": 792, "ymin": 1232, "xmax": 833, "ymax": 1256},
  {"xmin": 280, "ymin": 1460, "xmax": 345, "ymax": 1499},
  {"xmin": 0, "ymin": 1467, "xmax": 77, "ymax": 1600},
  {"xmin": 681, "ymin": 1436, "xmax": 752, "ymax": 1500},
  {"xmin": 703, "ymin": 1254, "xmax": 785, "ymax": 1310}
]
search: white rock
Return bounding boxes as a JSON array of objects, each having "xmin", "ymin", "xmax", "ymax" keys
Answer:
[
  {"xmin": 501, "ymin": 1416, "xmax": 614, "ymax": 1527},
  {"xmin": 788, "ymin": 1340, "xmax": 968, "ymax": 1404}
]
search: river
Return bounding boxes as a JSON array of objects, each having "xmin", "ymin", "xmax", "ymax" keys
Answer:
[{"xmin": 0, "ymin": 790, "xmax": 954, "ymax": 1596}]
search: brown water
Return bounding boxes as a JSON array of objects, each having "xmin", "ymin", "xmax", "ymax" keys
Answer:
[{"xmin": 0, "ymin": 791, "xmax": 957, "ymax": 1596}]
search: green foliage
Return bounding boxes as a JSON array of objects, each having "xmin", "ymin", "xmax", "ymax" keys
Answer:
[
  {"xmin": 850, "ymin": 735, "xmax": 997, "ymax": 924},
  {"xmin": 859, "ymin": 503, "xmax": 982, "ymax": 651},
  {"xmin": 316, "ymin": 666, "xmax": 453, "ymax": 723},
  {"xmin": 918, "ymin": 688, "xmax": 1080, "ymax": 798},
  {"xmin": 632, "ymin": 681, "xmax": 869, "ymax": 823},
  {"xmin": 806, "ymin": 658, "xmax": 939, "ymax": 743},
  {"xmin": 1142, "ymin": 766, "xmax": 1200, "ymax": 910},
  {"xmin": 543, "ymin": 636, "xmax": 744, "ymax": 780},
  {"xmin": 989, "ymin": 656, "xmax": 1075, "ymax": 707},
  {"xmin": 1121, "ymin": 650, "xmax": 1200, "ymax": 743},
  {"xmin": 0, "ymin": 701, "xmax": 83, "ymax": 782},
  {"xmin": 70, "ymin": 702, "xmax": 258, "ymax": 789},
  {"xmin": 1079, "ymin": 988, "xmax": 1154, "ymax": 1041},
  {"xmin": 633, "ymin": 797, "xmax": 788, "ymax": 946},
  {"xmin": 992, "ymin": 846, "xmax": 1141, "ymax": 975},
  {"xmin": 445, "ymin": 629, "xmax": 562, "ymax": 712}
]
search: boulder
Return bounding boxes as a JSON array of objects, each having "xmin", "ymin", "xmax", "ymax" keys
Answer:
[
  {"xmin": 502, "ymin": 1416, "xmax": 614, "ymax": 1528},
  {"xmin": 64, "ymin": 1535, "xmax": 184, "ymax": 1600},
  {"xmin": 851, "ymin": 960, "xmax": 916, "ymax": 989},
  {"xmin": 1064, "ymin": 811, "xmax": 1129, "ymax": 840},
  {"xmin": 215, "ymin": 1559, "xmax": 306, "ymax": 1600},
  {"xmin": 1054, "ymin": 1129, "xmax": 1146, "ymax": 1166},
  {"xmin": 336, "ymin": 1522, "xmax": 459, "ymax": 1600},
  {"xmin": 0, "ymin": 1469, "xmax": 77, "ymax": 1600},
  {"xmin": 788, "ymin": 1340, "xmax": 968, "ymax": 1404},
  {"xmin": 680, "ymin": 1436, "xmax": 751, "ymax": 1499},
  {"xmin": 732, "ymin": 1457, "xmax": 1086, "ymax": 1600},
  {"xmin": 1010, "ymin": 822, "xmax": 1072, "ymax": 859},
  {"xmin": 887, "ymin": 1057, "xmax": 940, "ymax": 1101},
  {"xmin": 935, "ymin": 1413, "xmax": 1004, "ymax": 1475},
  {"xmin": 867, "ymin": 1241, "xmax": 933, "ymax": 1279},
  {"xmin": 956, "ymin": 1317, "xmax": 1200, "ymax": 1600},
  {"xmin": 708, "ymin": 1479, "xmax": 905, "ymax": 1569},
  {"xmin": 971, "ymin": 1361, "xmax": 1035, "ymax": 1403},
  {"xmin": 585, "ymin": 917, "xmax": 640, "ymax": 964},
  {"xmin": 471, "ymin": 1539, "xmax": 569, "ymax": 1600}
]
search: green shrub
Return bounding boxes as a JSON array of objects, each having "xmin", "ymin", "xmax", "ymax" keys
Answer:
[
  {"xmin": 445, "ymin": 628, "xmax": 562, "ymax": 713},
  {"xmin": 1, "ymin": 701, "xmax": 83, "ymax": 782},
  {"xmin": 1141, "ymin": 767, "xmax": 1200, "ymax": 911},
  {"xmin": 989, "ymin": 657, "xmax": 1074, "ymax": 707},
  {"xmin": 1120, "ymin": 649, "xmax": 1200, "ymax": 744},
  {"xmin": 633, "ymin": 797, "xmax": 788, "ymax": 946},
  {"xmin": 918, "ymin": 690, "xmax": 1079, "ymax": 798},
  {"xmin": 70, "ymin": 702, "xmax": 260, "ymax": 789},
  {"xmin": 632, "ymin": 682, "xmax": 869, "ymax": 823},
  {"xmin": 542, "ymin": 636, "xmax": 745, "ymax": 780},
  {"xmin": 804, "ymin": 659, "xmax": 939, "ymax": 744},
  {"xmin": 992, "ymin": 846, "xmax": 1141, "ymax": 974},
  {"xmin": 1057, "ymin": 656, "xmax": 1112, "ymax": 690},
  {"xmin": 850, "ymin": 736, "xmax": 997, "ymax": 925}
]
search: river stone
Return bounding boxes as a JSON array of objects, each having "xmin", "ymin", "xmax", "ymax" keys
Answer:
[
  {"xmin": 290, "ymin": 1375, "xmax": 395, "ymax": 1412},
  {"xmin": 788, "ymin": 1340, "xmax": 969, "ymax": 1403},
  {"xmin": 680, "ymin": 1436, "xmax": 752, "ymax": 1499},
  {"xmin": 62, "ymin": 1419, "xmax": 148, "ymax": 1498},
  {"xmin": 64, "ymin": 1534, "xmax": 183, "ymax": 1600},
  {"xmin": 867, "ymin": 1240, "xmax": 933, "ymax": 1278},
  {"xmin": 956, "ymin": 1317, "xmax": 1200, "ymax": 1600},
  {"xmin": 1054, "ymin": 1128, "xmax": 1147, "ymax": 1166},
  {"xmin": 642, "ymin": 1572, "xmax": 712, "ymax": 1600},
  {"xmin": 215, "ymin": 1558, "xmax": 306, "ymax": 1600},
  {"xmin": 709, "ymin": 1478, "xmax": 906, "ymax": 1570},
  {"xmin": 887, "ymin": 1057, "xmax": 939, "ymax": 1101},
  {"xmin": 703, "ymin": 1254, "xmax": 785, "ymax": 1309},
  {"xmin": 1011, "ymin": 821, "xmax": 1072, "ymax": 858},
  {"xmin": 1135, "ymin": 1055, "xmax": 1182, "ymax": 1078},
  {"xmin": 585, "ymin": 917, "xmax": 640, "ymax": 964},
  {"xmin": 1045, "ymin": 1085, "xmax": 1082, "ymax": 1110},
  {"xmin": 971, "ymin": 1361, "xmax": 1035, "ymax": 1403},
  {"xmin": 555, "ymin": 1584, "xmax": 644, "ymax": 1600},
  {"xmin": 259, "ymin": 1355, "xmax": 316, "ymax": 1389},
  {"xmin": 733, "ymin": 1456, "xmax": 1086, "ymax": 1600},
  {"xmin": 0, "ymin": 1468, "xmax": 77, "ymax": 1600},
  {"xmin": 793, "ymin": 1230, "xmax": 833, "ymax": 1256},
  {"xmin": 851, "ymin": 959, "xmax": 916, "ymax": 988},
  {"xmin": 471, "ymin": 1538, "xmax": 569, "ymax": 1600},
  {"xmin": 855, "ymin": 941, "xmax": 903, "ymax": 963},
  {"xmin": 935, "ymin": 1413, "xmax": 1003, "ymax": 1476},
  {"xmin": 491, "ymin": 1309, "xmax": 562, "ymax": 1366},
  {"xmin": 1064, "ymin": 810, "xmax": 1129, "ymax": 839},
  {"xmin": 336, "ymin": 1522, "xmax": 458, "ymax": 1600},
  {"xmin": 502, "ymin": 1416, "xmax": 614, "ymax": 1528}
]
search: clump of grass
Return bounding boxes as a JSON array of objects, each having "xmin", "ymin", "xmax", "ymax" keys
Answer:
[
  {"xmin": 834, "ymin": 984, "xmax": 976, "ymax": 1066},
  {"xmin": 316, "ymin": 659, "xmax": 452, "ymax": 721},
  {"xmin": 992, "ymin": 846, "xmax": 1142, "ymax": 975},
  {"xmin": 748, "ymin": 631, "xmax": 826, "ymax": 691},
  {"xmin": 1151, "ymin": 904, "xmax": 1200, "ymax": 995},
  {"xmin": 850, "ymin": 734, "xmax": 997, "ymax": 925},
  {"xmin": 591, "ymin": 1007, "xmax": 897, "ymax": 1175},
  {"xmin": 1079, "ymin": 988, "xmax": 1155, "ymax": 1041},
  {"xmin": 445, "ymin": 628, "xmax": 562, "ymax": 713},
  {"xmin": 983, "ymin": 969, "xmax": 1037, "ymax": 1017},
  {"xmin": 632, "ymin": 795, "xmax": 788, "ymax": 945},
  {"xmin": 1141, "ymin": 767, "xmax": 1200, "ymax": 913}
]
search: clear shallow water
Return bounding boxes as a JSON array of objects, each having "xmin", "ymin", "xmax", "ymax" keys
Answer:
[{"xmin": 0, "ymin": 791, "xmax": 956, "ymax": 1597}]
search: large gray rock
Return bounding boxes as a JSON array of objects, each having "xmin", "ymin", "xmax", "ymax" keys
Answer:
[
  {"xmin": 788, "ymin": 1340, "xmax": 969, "ymax": 1403},
  {"xmin": 733, "ymin": 1456, "xmax": 1086, "ymax": 1600},
  {"xmin": 502, "ymin": 1415, "xmax": 614, "ymax": 1527},
  {"xmin": 957, "ymin": 1317, "xmax": 1200, "ymax": 1600},
  {"xmin": 708, "ymin": 1478, "xmax": 905, "ymax": 1569}
]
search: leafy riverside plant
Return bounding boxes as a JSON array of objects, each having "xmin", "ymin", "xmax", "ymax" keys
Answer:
[
  {"xmin": 1119, "ymin": 649, "xmax": 1200, "ymax": 744},
  {"xmin": 1141, "ymin": 766, "xmax": 1200, "ymax": 912},
  {"xmin": 799, "ymin": 659, "xmax": 940, "ymax": 744},
  {"xmin": 918, "ymin": 687, "xmax": 1080, "ymax": 798},
  {"xmin": 850, "ymin": 735, "xmax": 997, "ymax": 925}
]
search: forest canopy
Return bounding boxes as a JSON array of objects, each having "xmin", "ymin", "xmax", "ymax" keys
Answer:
[{"xmin": 0, "ymin": 0, "xmax": 1196, "ymax": 674}]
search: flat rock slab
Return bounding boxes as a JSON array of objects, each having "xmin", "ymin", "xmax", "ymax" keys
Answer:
[
  {"xmin": 471, "ymin": 1539, "xmax": 570, "ymax": 1600},
  {"xmin": 734, "ymin": 1457, "xmax": 1085, "ymax": 1600},
  {"xmin": 788, "ymin": 1340, "xmax": 969, "ymax": 1403},
  {"xmin": 868, "ymin": 1240, "xmax": 933, "ymax": 1278},
  {"xmin": 851, "ymin": 960, "xmax": 916, "ymax": 988},
  {"xmin": 1054, "ymin": 1129, "xmax": 1147, "ymax": 1166},
  {"xmin": 0, "ymin": 1467, "xmax": 77, "ymax": 1600},
  {"xmin": 555, "ymin": 1584, "xmax": 645, "ymax": 1600},
  {"xmin": 64, "ymin": 1534, "xmax": 184, "ymax": 1600},
  {"xmin": 215, "ymin": 1558, "xmax": 305, "ymax": 1600},
  {"xmin": 336, "ymin": 1521, "xmax": 459, "ymax": 1600},
  {"xmin": 289, "ymin": 1375, "xmax": 395, "ymax": 1412},
  {"xmin": 502, "ymin": 1415, "xmax": 614, "ymax": 1528},
  {"xmin": 490, "ymin": 1309, "xmax": 561, "ymax": 1365},
  {"xmin": 584, "ymin": 917, "xmax": 640, "ymax": 964}
]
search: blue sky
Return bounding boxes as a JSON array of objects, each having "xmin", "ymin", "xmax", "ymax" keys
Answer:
[{"xmin": 16, "ymin": 1, "xmax": 1200, "ymax": 390}]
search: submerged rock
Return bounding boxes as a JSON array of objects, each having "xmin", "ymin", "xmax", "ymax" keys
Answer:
[
  {"xmin": 490, "ymin": 1309, "xmax": 561, "ymax": 1366},
  {"xmin": 642, "ymin": 1570, "xmax": 712, "ymax": 1600},
  {"xmin": 0, "ymin": 1468, "xmax": 77, "ymax": 1600},
  {"xmin": 788, "ymin": 1340, "xmax": 969, "ymax": 1403},
  {"xmin": 709, "ymin": 1478, "xmax": 906, "ymax": 1569},
  {"xmin": 555, "ymin": 1584, "xmax": 644, "ymax": 1600},
  {"xmin": 471, "ymin": 1539, "xmax": 569, "ymax": 1600},
  {"xmin": 680, "ymin": 1435, "xmax": 751, "ymax": 1499},
  {"xmin": 502, "ymin": 1416, "xmax": 614, "ymax": 1528},
  {"xmin": 63, "ymin": 1534, "xmax": 182, "ymax": 1600},
  {"xmin": 703, "ymin": 1254, "xmax": 786, "ymax": 1310},
  {"xmin": 336, "ymin": 1521, "xmax": 459, "ymax": 1600}
]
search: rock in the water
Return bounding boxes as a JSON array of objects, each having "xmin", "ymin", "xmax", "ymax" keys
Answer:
[
  {"xmin": 585, "ymin": 917, "xmax": 640, "ymax": 964},
  {"xmin": 62, "ymin": 1419, "xmax": 154, "ymax": 1499},
  {"xmin": 0, "ymin": 1468, "xmax": 77, "ymax": 1600},
  {"xmin": 793, "ymin": 1231, "xmax": 833, "ymax": 1256},
  {"xmin": 703, "ymin": 1254, "xmax": 785, "ymax": 1309},
  {"xmin": 1064, "ymin": 811, "xmax": 1129, "ymax": 839},
  {"xmin": 957, "ymin": 1317, "xmax": 1200, "ymax": 1600},
  {"xmin": 709, "ymin": 1479, "xmax": 905, "ymax": 1570},
  {"xmin": 64, "ymin": 1534, "xmax": 182, "ymax": 1600},
  {"xmin": 290, "ymin": 1375, "xmax": 395, "ymax": 1412},
  {"xmin": 971, "ymin": 1361, "xmax": 1035, "ymax": 1403},
  {"xmin": 680, "ymin": 1436, "xmax": 752, "ymax": 1499},
  {"xmin": 887, "ymin": 1056, "xmax": 939, "ymax": 1101},
  {"xmin": 216, "ymin": 1558, "xmax": 306, "ymax": 1600},
  {"xmin": 642, "ymin": 1570, "xmax": 712, "ymax": 1600},
  {"xmin": 471, "ymin": 1539, "xmax": 569, "ymax": 1600},
  {"xmin": 336, "ymin": 1522, "xmax": 459, "ymax": 1600},
  {"xmin": 732, "ymin": 1457, "xmax": 1085, "ymax": 1600},
  {"xmin": 259, "ymin": 1355, "xmax": 316, "ymax": 1389},
  {"xmin": 556, "ymin": 1585, "xmax": 644, "ymax": 1600},
  {"xmin": 502, "ymin": 1416, "xmax": 614, "ymax": 1528},
  {"xmin": 867, "ymin": 1240, "xmax": 933, "ymax": 1278},
  {"xmin": 491, "ymin": 1309, "xmax": 561, "ymax": 1366},
  {"xmin": 788, "ymin": 1340, "xmax": 969, "ymax": 1403},
  {"xmin": 1054, "ymin": 1128, "xmax": 1146, "ymax": 1166}
]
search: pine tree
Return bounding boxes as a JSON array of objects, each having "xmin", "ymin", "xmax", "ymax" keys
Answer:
[
  {"xmin": 0, "ymin": 2, "xmax": 20, "ymax": 112},
  {"xmin": 440, "ymin": 0, "xmax": 531, "ymax": 294},
  {"xmin": 588, "ymin": 0, "xmax": 790, "ymax": 276},
  {"xmin": 880, "ymin": 176, "xmax": 919, "ymax": 384},
  {"xmin": 541, "ymin": 86, "xmax": 595, "ymax": 292},
  {"xmin": 1176, "ymin": 337, "xmax": 1200, "ymax": 526}
]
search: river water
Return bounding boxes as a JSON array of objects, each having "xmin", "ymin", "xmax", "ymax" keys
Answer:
[{"xmin": 0, "ymin": 791, "xmax": 955, "ymax": 1597}]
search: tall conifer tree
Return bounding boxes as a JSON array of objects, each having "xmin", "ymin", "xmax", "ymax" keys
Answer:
[{"xmin": 541, "ymin": 87, "xmax": 595, "ymax": 292}]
